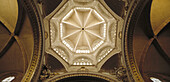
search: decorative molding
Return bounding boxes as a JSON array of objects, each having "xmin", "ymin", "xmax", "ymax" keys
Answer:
[
  {"xmin": 39, "ymin": 65, "xmax": 60, "ymax": 80},
  {"xmin": 73, "ymin": 57, "xmax": 93, "ymax": 66},
  {"xmin": 115, "ymin": 67, "xmax": 128, "ymax": 81},
  {"xmin": 97, "ymin": 46, "xmax": 113, "ymax": 62},
  {"xmin": 53, "ymin": 47, "xmax": 69, "ymax": 62},
  {"xmin": 20, "ymin": 0, "xmax": 44, "ymax": 81},
  {"xmin": 122, "ymin": 0, "xmax": 152, "ymax": 81},
  {"xmin": 99, "ymin": 66, "xmax": 128, "ymax": 81},
  {"xmin": 50, "ymin": 73, "xmax": 115, "ymax": 82}
]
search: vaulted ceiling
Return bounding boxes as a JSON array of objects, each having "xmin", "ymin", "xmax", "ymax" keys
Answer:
[{"xmin": 0, "ymin": 0, "xmax": 169, "ymax": 82}]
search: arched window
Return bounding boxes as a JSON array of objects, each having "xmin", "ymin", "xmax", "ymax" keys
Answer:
[
  {"xmin": 2, "ymin": 76, "xmax": 15, "ymax": 82},
  {"xmin": 150, "ymin": 77, "xmax": 162, "ymax": 82}
]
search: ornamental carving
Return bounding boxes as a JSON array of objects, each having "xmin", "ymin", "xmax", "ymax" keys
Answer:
[{"xmin": 44, "ymin": 0, "xmax": 123, "ymax": 71}]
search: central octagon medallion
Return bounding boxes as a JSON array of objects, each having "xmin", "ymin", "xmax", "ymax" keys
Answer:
[
  {"xmin": 44, "ymin": 0, "xmax": 123, "ymax": 71},
  {"xmin": 60, "ymin": 7, "xmax": 106, "ymax": 53}
]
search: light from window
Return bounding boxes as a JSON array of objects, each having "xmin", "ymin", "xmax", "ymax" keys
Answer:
[
  {"xmin": 150, "ymin": 77, "xmax": 161, "ymax": 82},
  {"xmin": 2, "ymin": 76, "xmax": 15, "ymax": 82}
]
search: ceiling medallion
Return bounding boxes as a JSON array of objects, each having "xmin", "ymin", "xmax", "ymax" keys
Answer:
[{"xmin": 45, "ymin": 0, "xmax": 123, "ymax": 71}]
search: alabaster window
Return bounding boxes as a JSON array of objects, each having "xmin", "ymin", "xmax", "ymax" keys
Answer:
[
  {"xmin": 150, "ymin": 77, "xmax": 162, "ymax": 82},
  {"xmin": 2, "ymin": 76, "xmax": 15, "ymax": 82}
]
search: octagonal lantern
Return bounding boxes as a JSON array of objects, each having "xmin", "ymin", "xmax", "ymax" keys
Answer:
[{"xmin": 44, "ymin": 0, "xmax": 123, "ymax": 71}]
